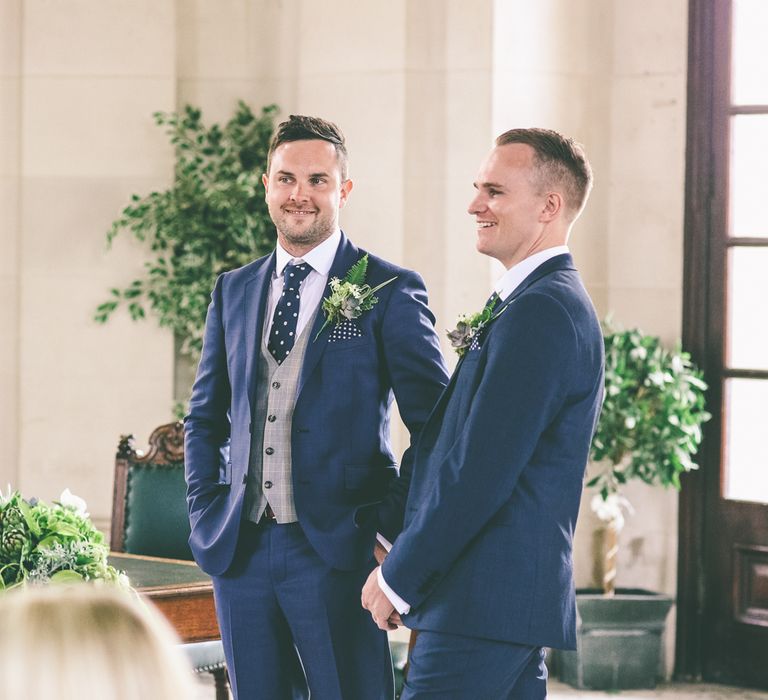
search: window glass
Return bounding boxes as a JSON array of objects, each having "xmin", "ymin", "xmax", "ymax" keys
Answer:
[
  {"xmin": 727, "ymin": 247, "xmax": 768, "ymax": 370},
  {"xmin": 731, "ymin": 0, "xmax": 768, "ymax": 104},
  {"xmin": 729, "ymin": 115, "xmax": 768, "ymax": 237},
  {"xmin": 723, "ymin": 378, "xmax": 768, "ymax": 503}
]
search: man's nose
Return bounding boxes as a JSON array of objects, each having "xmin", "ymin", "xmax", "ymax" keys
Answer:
[
  {"xmin": 289, "ymin": 182, "xmax": 307, "ymax": 200},
  {"xmin": 467, "ymin": 194, "xmax": 484, "ymax": 215}
]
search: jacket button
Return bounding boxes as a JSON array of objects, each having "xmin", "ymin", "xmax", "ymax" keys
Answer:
[
  {"xmin": 272, "ymin": 381, "xmax": 281, "ymax": 389},
  {"xmin": 265, "ymin": 447, "xmax": 274, "ymax": 455},
  {"xmin": 267, "ymin": 414, "xmax": 276, "ymax": 422},
  {"xmin": 264, "ymin": 481, "xmax": 273, "ymax": 489}
]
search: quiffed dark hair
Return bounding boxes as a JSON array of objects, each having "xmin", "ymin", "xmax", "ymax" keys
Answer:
[
  {"xmin": 496, "ymin": 128, "xmax": 593, "ymax": 217},
  {"xmin": 267, "ymin": 115, "xmax": 349, "ymax": 180}
]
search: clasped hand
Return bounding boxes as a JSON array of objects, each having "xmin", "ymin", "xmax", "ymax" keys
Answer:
[{"xmin": 361, "ymin": 566, "xmax": 402, "ymax": 631}]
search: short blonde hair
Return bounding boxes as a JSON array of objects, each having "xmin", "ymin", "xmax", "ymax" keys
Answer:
[{"xmin": 0, "ymin": 584, "xmax": 198, "ymax": 700}]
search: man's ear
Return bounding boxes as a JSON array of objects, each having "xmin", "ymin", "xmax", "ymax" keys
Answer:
[
  {"xmin": 261, "ymin": 173, "xmax": 269, "ymax": 198},
  {"xmin": 339, "ymin": 178, "xmax": 354, "ymax": 208},
  {"xmin": 540, "ymin": 192, "xmax": 563, "ymax": 222}
]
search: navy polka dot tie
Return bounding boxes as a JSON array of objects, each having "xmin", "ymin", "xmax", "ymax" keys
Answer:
[{"xmin": 268, "ymin": 262, "xmax": 313, "ymax": 364}]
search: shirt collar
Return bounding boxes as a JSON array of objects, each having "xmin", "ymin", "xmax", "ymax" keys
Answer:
[
  {"xmin": 494, "ymin": 246, "xmax": 570, "ymax": 301},
  {"xmin": 275, "ymin": 228, "xmax": 342, "ymax": 277}
]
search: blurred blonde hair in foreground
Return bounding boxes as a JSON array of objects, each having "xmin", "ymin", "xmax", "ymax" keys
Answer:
[{"xmin": 0, "ymin": 583, "xmax": 198, "ymax": 700}]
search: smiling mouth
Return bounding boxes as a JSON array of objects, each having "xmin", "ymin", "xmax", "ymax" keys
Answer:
[
  {"xmin": 284, "ymin": 209, "xmax": 317, "ymax": 216},
  {"xmin": 477, "ymin": 221, "xmax": 496, "ymax": 228}
]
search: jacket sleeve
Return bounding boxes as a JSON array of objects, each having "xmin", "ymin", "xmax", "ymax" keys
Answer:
[
  {"xmin": 184, "ymin": 273, "xmax": 232, "ymax": 518},
  {"xmin": 381, "ymin": 292, "xmax": 578, "ymax": 608},
  {"xmin": 373, "ymin": 269, "xmax": 449, "ymax": 542}
]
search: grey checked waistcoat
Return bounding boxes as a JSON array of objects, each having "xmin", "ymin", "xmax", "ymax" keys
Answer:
[{"xmin": 244, "ymin": 308, "xmax": 317, "ymax": 524}]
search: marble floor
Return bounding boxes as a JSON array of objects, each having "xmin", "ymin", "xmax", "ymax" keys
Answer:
[{"xmin": 548, "ymin": 680, "xmax": 768, "ymax": 699}]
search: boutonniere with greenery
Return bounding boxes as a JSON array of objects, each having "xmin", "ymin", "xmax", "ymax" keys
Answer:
[
  {"xmin": 446, "ymin": 295, "xmax": 507, "ymax": 357},
  {"xmin": 315, "ymin": 254, "xmax": 396, "ymax": 340},
  {"xmin": 0, "ymin": 488, "xmax": 127, "ymax": 590}
]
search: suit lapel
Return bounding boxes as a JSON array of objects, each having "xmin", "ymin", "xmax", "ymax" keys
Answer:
[
  {"xmin": 420, "ymin": 254, "xmax": 577, "ymax": 440},
  {"xmin": 245, "ymin": 252, "xmax": 276, "ymax": 410},
  {"xmin": 296, "ymin": 232, "xmax": 361, "ymax": 399}
]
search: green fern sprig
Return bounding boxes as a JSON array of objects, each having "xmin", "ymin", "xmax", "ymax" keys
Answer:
[{"xmin": 345, "ymin": 254, "xmax": 369, "ymax": 286}]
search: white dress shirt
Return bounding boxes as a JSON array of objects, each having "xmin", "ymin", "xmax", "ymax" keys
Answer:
[
  {"xmin": 377, "ymin": 245, "xmax": 571, "ymax": 616},
  {"xmin": 265, "ymin": 229, "xmax": 342, "ymax": 342},
  {"xmin": 494, "ymin": 245, "xmax": 569, "ymax": 301}
]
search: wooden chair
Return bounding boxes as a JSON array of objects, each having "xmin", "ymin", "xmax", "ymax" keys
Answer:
[{"xmin": 111, "ymin": 422, "xmax": 229, "ymax": 700}]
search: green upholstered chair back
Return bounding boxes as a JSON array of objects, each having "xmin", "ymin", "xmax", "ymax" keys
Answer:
[{"xmin": 110, "ymin": 422, "xmax": 193, "ymax": 561}]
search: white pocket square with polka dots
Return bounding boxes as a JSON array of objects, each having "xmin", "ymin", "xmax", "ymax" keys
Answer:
[{"xmin": 328, "ymin": 319, "xmax": 364, "ymax": 342}]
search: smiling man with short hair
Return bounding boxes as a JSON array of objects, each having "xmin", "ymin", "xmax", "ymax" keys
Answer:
[
  {"xmin": 363, "ymin": 127, "xmax": 605, "ymax": 699},
  {"xmin": 185, "ymin": 114, "xmax": 448, "ymax": 700}
]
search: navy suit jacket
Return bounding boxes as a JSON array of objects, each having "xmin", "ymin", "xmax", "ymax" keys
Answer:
[
  {"xmin": 184, "ymin": 232, "xmax": 449, "ymax": 577},
  {"xmin": 382, "ymin": 254, "xmax": 604, "ymax": 650}
]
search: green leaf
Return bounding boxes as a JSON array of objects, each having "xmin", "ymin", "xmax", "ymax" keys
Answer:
[
  {"xmin": 345, "ymin": 254, "xmax": 369, "ymax": 286},
  {"xmin": 50, "ymin": 569, "xmax": 85, "ymax": 583},
  {"xmin": 94, "ymin": 101, "xmax": 280, "ymax": 367},
  {"xmin": 17, "ymin": 499, "xmax": 41, "ymax": 537}
]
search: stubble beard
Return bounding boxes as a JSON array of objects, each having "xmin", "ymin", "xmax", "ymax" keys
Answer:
[{"xmin": 273, "ymin": 208, "xmax": 336, "ymax": 251}]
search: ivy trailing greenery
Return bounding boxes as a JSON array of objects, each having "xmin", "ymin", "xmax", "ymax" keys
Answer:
[
  {"xmin": 94, "ymin": 102, "xmax": 279, "ymax": 361},
  {"xmin": 588, "ymin": 323, "xmax": 711, "ymax": 502}
]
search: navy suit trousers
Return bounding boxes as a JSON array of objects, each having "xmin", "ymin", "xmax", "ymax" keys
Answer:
[
  {"xmin": 402, "ymin": 630, "xmax": 547, "ymax": 700},
  {"xmin": 212, "ymin": 520, "xmax": 394, "ymax": 700}
]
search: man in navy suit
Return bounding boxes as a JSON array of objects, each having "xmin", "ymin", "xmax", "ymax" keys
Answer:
[
  {"xmin": 184, "ymin": 115, "xmax": 448, "ymax": 700},
  {"xmin": 362, "ymin": 128, "xmax": 604, "ymax": 699}
]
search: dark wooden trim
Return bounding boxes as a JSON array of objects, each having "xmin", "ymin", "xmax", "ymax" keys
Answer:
[
  {"xmin": 726, "ymin": 237, "xmax": 768, "ymax": 246},
  {"xmin": 729, "ymin": 105, "xmax": 768, "ymax": 114},
  {"xmin": 677, "ymin": 0, "xmax": 731, "ymax": 681},
  {"xmin": 110, "ymin": 456, "xmax": 130, "ymax": 551},
  {"xmin": 721, "ymin": 369, "xmax": 768, "ymax": 379}
]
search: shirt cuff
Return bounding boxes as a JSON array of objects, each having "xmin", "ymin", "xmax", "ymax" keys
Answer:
[
  {"xmin": 376, "ymin": 533, "xmax": 393, "ymax": 552},
  {"xmin": 377, "ymin": 566, "xmax": 411, "ymax": 615}
]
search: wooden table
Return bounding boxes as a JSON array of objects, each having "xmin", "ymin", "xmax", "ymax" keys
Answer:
[{"xmin": 109, "ymin": 552, "xmax": 220, "ymax": 643}]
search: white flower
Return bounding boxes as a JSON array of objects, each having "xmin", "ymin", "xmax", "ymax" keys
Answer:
[
  {"xmin": 590, "ymin": 493, "xmax": 634, "ymax": 531},
  {"xmin": 624, "ymin": 416, "xmax": 636, "ymax": 430},
  {"xmin": 648, "ymin": 371, "xmax": 666, "ymax": 387},
  {"xmin": 60, "ymin": 488, "xmax": 89, "ymax": 518},
  {"xmin": 629, "ymin": 346, "xmax": 647, "ymax": 361}
]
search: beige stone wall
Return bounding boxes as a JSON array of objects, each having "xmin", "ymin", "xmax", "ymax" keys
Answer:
[
  {"xmin": 1, "ymin": 0, "xmax": 21, "ymax": 493},
  {"xmin": 3, "ymin": 0, "xmax": 178, "ymax": 519}
]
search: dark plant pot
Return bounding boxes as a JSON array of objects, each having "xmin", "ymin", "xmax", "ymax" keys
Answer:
[{"xmin": 557, "ymin": 588, "xmax": 674, "ymax": 690}]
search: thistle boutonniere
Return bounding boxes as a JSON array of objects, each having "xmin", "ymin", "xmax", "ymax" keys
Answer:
[
  {"xmin": 314, "ymin": 254, "xmax": 397, "ymax": 341},
  {"xmin": 446, "ymin": 295, "xmax": 507, "ymax": 357}
]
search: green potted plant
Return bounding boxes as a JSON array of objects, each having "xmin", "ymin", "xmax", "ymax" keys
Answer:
[
  {"xmin": 0, "ymin": 488, "xmax": 125, "ymax": 588},
  {"xmin": 94, "ymin": 101, "xmax": 279, "ymax": 413},
  {"xmin": 559, "ymin": 323, "xmax": 711, "ymax": 690}
]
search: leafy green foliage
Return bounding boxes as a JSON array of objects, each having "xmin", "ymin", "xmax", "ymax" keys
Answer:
[
  {"xmin": 0, "ymin": 490, "xmax": 125, "ymax": 589},
  {"xmin": 94, "ymin": 102, "xmax": 279, "ymax": 360},
  {"xmin": 588, "ymin": 324, "xmax": 711, "ymax": 501}
]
